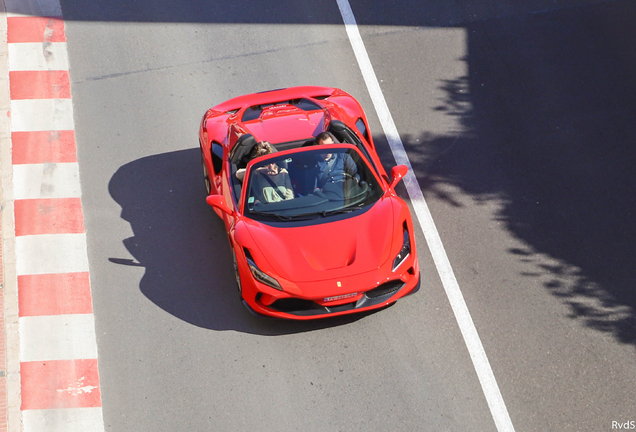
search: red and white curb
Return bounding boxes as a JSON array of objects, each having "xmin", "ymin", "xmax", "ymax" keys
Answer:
[{"xmin": 2, "ymin": 0, "xmax": 105, "ymax": 430}]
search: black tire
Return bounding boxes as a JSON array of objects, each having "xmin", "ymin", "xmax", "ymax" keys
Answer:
[
  {"xmin": 201, "ymin": 155, "xmax": 211, "ymax": 195},
  {"xmin": 232, "ymin": 248, "xmax": 242, "ymax": 298}
]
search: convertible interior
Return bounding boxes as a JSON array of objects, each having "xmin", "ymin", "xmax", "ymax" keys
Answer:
[{"xmin": 228, "ymin": 120, "xmax": 379, "ymax": 206}]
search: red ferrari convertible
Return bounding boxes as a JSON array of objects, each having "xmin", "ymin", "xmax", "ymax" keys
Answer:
[{"xmin": 199, "ymin": 86, "xmax": 420, "ymax": 319}]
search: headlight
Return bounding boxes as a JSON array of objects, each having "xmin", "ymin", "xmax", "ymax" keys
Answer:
[
  {"xmin": 246, "ymin": 257, "xmax": 283, "ymax": 290},
  {"xmin": 392, "ymin": 227, "xmax": 411, "ymax": 271}
]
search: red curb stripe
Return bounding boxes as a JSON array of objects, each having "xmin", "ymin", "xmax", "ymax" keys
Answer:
[
  {"xmin": 8, "ymin": 9, "xmax": 105, "ymax": 431},
  {"xmin": 11, "ymin": 130, "xmax": 77, "ymax": 164},
  {"xmin": 18, "ymin": 273, "xmax": 92, "ymax": 317},
  {"xmin": 9, "ymin": 71, "xmax": 71, "ymax": 100},
  {"xmin": 21, "ymin": 359, "xmax": 101, "ymax": 410},
  {"xmin": 7, "ymin": 16, "xmax": 66, "ymax": 43},
  {"xmin": 14, "ymin": 198, "xmax": 84, "ymax": 236}
]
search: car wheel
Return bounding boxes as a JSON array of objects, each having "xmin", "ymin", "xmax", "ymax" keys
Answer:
[
  {"xmin": 201, "ymin": 156, "xmax": 211, "ymax": 195},
  {"xmin": 232, "ymin": 248, "xmax": 242, "ymax": 298}
]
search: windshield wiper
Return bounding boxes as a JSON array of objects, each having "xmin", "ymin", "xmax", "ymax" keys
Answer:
[
  {"xmin": 250, "ymin": 207, "xmax": 359, "ymax": 221},
  {"xmin": 248, "ymin": 210, "xmax": 293, "ymax": 221},
  {"xmin": 320, "ymin": 208, "xmax": 358, "ymax": 217},
  {"xmin": 292, "ymin": 208, "xmax": 358, "ymax": 218}
]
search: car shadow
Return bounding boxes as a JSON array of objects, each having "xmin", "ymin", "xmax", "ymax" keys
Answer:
[{"xmin": 107, "ymin": 148, "xmax": 375, "ymax": 334}]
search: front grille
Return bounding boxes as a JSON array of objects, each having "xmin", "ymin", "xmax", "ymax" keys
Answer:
[{"xmin": 366, "ymin": 280, "xmax": 404, "ymax": 299}]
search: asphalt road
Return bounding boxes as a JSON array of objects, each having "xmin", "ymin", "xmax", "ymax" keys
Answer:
[{"xmin": 58, "ymin": 0, "xmax": 636, "ymax": 430}]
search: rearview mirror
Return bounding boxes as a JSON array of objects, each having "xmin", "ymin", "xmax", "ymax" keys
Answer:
[
  {"xmin": 389, "ymin": 165, "xmax": 408, "ymax": 189},
  {"xmin": 206, "ymin": 195, "xmax": 233, "ymax": 215}
]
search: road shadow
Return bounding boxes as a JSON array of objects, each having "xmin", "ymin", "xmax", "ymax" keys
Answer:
[
  {"xmin": 107, "ymin": 148, "xmax": 373, "ymax": 334},
  {"xmin": 64, "ymin": 0, "xmax": 636, "ymax": 344},
  {"xmin": 397, "ymin": 1, "xmax": 636, "ymax": 345},
  {"xmin": 56, "ymin": 0, "xmax": 605, "ymax": 26}
]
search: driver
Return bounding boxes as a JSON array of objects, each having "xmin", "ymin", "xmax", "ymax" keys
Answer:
[{"xmin": 312, "ymin": 132, "xmax": 358, "ymax": 192}]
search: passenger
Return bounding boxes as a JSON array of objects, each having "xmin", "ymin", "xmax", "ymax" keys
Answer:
[
  {"xmin": 236, "ymin": 141, "xmax": 274, "ymax": 181},
  {"xmin": 252, "ymin": 159, "xmax": 294, "ymax": 202}
]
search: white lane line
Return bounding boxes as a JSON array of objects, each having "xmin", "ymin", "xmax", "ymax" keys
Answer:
[
  {"xmin": 20, "ymin": 314, "xmax": 98, "ymax": 361},
  {"xmin": 10, "ymin": 99, "xmax": 75, "ymax": 131},
  {"xmin": 23, "ymin": 408, "xmax": 105, "ymax": 432},
  {"xmin": 8, "ymin": 42, "xmax": 69, "ymax": 71},
  {"xmin": 13, "ymin": 162, "xmax": 82, "ymax": 200},
  {"xmin": 335, "ymin": 1, "xmax": 516, "ymax": 431},
  {"xmin": 16, "ymin": 233, "xmax": 90, "ymax": 275}
]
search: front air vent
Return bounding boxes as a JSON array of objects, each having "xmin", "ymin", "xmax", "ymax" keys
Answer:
[{"xmin": 366, "ymin": 280, "xmax": 404, "ymax": 299}]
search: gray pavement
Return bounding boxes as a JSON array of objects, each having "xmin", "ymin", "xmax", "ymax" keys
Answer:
[
  {"xmin": 354, "ymin": 0, "xmax": 636, "ymax": 429},
  {"xmin": 2, "ymin": 0, "xmax": 635, "ymax": 431}
]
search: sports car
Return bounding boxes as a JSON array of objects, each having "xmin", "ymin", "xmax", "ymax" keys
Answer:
[{"xmin": 199, "ymin": 86, "xmax": 420, "ymax": 319}]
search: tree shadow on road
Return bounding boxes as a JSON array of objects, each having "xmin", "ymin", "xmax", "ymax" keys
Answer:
[
  {"xmin": 108, "ymin": 148, "xmax": 373, "ymax": 335},
  {"xmin": 399, "ymin": 2, "xmax": 636, "ymax": 346}
]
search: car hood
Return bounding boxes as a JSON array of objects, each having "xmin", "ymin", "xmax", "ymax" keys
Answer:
[{"xmin": 243, "ymin": 197, "xmax": 396, "ymax": 283}]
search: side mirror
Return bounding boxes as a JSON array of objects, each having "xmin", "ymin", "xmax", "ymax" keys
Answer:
[
  {"xmin": 389, "ymin": 165, "xmax": 408, "ymax": 189},
  {"xmin": 206, "ymin": 195, "xmax": 233, "ymax": 215}
]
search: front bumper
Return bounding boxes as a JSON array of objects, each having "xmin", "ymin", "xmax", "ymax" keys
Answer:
[{"xmin": 240, "ymin": 257, "xmax": 420, "ymax": 320}]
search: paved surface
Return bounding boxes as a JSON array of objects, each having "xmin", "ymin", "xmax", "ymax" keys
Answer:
[{"xmin": 2, "ymin": 0, "xmax": 636, "ymax": 431}]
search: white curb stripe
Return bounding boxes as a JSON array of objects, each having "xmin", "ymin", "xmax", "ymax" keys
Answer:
[
  {"xmin": 5, "ymin": 0, "xmax": 105, "ymax": 430},
  {"xmin": 335, "ymin": 1, "xmax": 516, "ymax": 431},
  {"xmin": 20, "ymin": 314, "xmax": 98, "ymax": 362},
  {"xmin": 16, "ymin": 233, "xmax": 89, "ymax": 276},
  {"xmin": 23, "ymin": 407, "xmax": 105, "ymax": 432},
  {"xmin": 13, "ymin": 163, "xmax": 82, "ymax": 200},
  {"xmin": 8, "ymin": 43, "xmax": 69, "ymax": 71},
  {"xmin": 10, "ymin": 99, "xmax": 75, "ymax": 132}
]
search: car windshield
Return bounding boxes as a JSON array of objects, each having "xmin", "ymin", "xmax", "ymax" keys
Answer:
[{"xmin": 244, "ymin": 147, "xmax": 383, "ymax": 221}]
